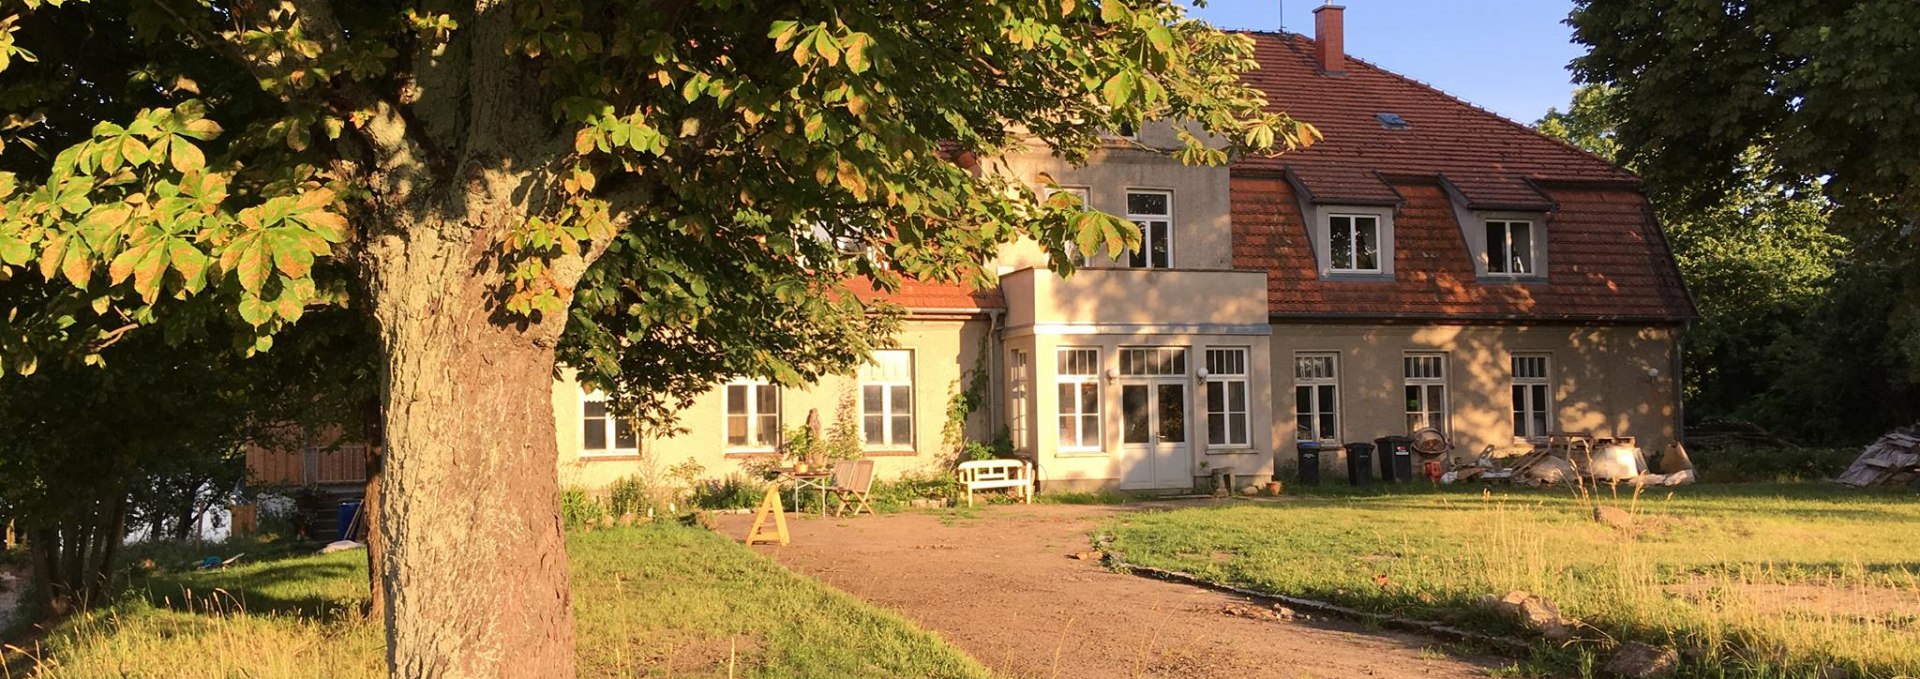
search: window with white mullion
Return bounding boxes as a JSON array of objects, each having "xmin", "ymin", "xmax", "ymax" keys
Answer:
[
  {"xmin": 1403, "ymin": 354, "xmax": 1449, "ymax": 435},
  {"xmin": 724, "ymin": 381, "xmax": 781, "ymax": 451},
  {"xmin": 1510, "ymin": 354, "xmax": 1552, "ymax": 441},
  {"xmin": 1124, "ymin": 190, "xmax": 1173, "ymax": 269},
  {"xmin": 581, "ymin": 390, "xmax": 638, "ymax": 455},
  {"xmin": 1009, "ymin": 350, "xmax": 1031, "ymax": 452},
  {"xmin": 859, "ymin": 350, "xmax": 914, "ymax": 450},
  {"xmin": 1204, "ymin": 348, "xmax": 1250, "ymax": 447},
  {"xmin": 1293, "ymin": 353, "xmax": 1340, "ymax": 442},
  {"xmin": 1056, "ymin": 348, "xmax": 1103, "ymax": 451},
  {"xmin": 1486, "ymin": 220, "xmax": 1536, "ymax": 275},
  {"xmin": 1327, "ymin": 214, "xmax": 1381, "ymax": 272}
]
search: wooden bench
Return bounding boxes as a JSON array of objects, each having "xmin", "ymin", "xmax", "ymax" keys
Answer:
[{"xmin": 957, "ymin": 459, "xmax": 1033, "ymax": 507}]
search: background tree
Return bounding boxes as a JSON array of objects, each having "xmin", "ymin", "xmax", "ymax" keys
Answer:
[
  {"xmin": 1567, "ymin": 0, "xmax": 1920, "ymax": 417},
  {"xmin": 1540, "ymin": 83, "xmax": 1918, "ymax": 443},
  {"xmin": 0, "ymin": 308, "xmax": 372, "ymax": 614},
  {"xmin": 0, "ymin": 1, "xmax": 1314, "ymax": 674}
]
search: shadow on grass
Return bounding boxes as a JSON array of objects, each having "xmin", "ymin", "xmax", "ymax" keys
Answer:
[{"xmin": 139, "ymin": 559, "xmax": 366, "ymax": 624}]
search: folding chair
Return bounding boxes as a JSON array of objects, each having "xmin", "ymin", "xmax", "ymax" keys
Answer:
[{"xmin": 827, "ymin": 460, "xmax": 876, "ymax": 517}]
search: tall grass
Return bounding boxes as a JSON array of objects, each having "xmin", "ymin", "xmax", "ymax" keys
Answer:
[{"xmin": 5, "ymin": 525, "xmax": 996, "ymax": 679}]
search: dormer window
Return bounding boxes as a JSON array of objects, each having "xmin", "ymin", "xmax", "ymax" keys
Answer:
[
  {"xmin": 1328, "ymin": 213, "xmax": 1381, "ymax": 272},
  {"xmin": 1485, "ymin": 219, "xmax": 1535, "ymax": 276}
]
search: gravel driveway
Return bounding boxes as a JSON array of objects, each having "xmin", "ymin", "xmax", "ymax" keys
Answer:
[{"xmin": 720, "ymin": 502, "xmax": 1498, "ymax": 679}]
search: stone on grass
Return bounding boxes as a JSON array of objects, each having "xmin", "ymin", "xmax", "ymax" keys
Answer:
[
  {"xmin": 1593, "ymin": 505, "xmax": 1635, "ymax": 530},
  {"xmin": 1604, "ymin": 642, "xmax": 1679, "ymax": 678},
  {"xmin": 1068, "ymin": 550, "xmax": 1105, "ymax": 561},
  {"xmin": 1486, "ymin": 590, "xmax": 1573, "ymax": 641}
]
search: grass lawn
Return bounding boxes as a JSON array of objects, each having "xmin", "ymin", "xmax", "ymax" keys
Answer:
[
  {"xmin": 3, "ymin": 524, "xmax": 995, "ymax": 679},
  {"xmin": 1103, "ymin": 482, "xmax": 1920, "ymax": 678}
]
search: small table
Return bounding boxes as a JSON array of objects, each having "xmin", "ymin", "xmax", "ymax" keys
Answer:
[{"xmin": 787, "ymin": 469, "xmax": 833, "ymax": 515}]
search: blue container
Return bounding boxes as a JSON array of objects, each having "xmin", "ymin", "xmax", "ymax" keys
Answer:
[{"xmin": 337, "ymin": 501, "xmax": 363, "ymax": 541}]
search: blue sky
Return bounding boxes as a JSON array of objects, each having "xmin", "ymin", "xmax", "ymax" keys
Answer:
[{"xmin": 1187, "ymin": 0, "xmax": 1584, "ymax": 125}]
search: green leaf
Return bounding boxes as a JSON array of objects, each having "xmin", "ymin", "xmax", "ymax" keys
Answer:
[
  {"xmin": 60, "ymin": 240, "xmax": 92, "ymax": 289},
  {"xmin": 237, "ymin": 295, "xmax": 272, "ymax": 326},
  {"xmin": 1102, "ymin": 70, "xmax": 1135, "ymax": 108},
  {"xmin": 769, "ymin": 20, "xmax": 799, "ymax": 50},
  {"xmin": 233, "ymin": 237, "xmax": 270, "ymax": 294},
  {"xmin": 1101, "ymin": 0, "xmax": 1128, "ymax": 24},
  {"xmin": 169, "ymin": 240, "xmax": 209, "ymax": 293},
  {"xmin": 1145, "ymin": 26, "xmax": 1172, "ymax": 53},
  {"xmin": 169, "ymin": 139, "xmax": 206, "ymax": 173},
  {"xmin": 844, "ymin": 33, "xmax": 872, "ymax": 73}
]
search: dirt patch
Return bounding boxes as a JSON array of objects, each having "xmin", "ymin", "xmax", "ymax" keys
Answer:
[
  {"xmin": 719, "ymin": 504, "xmax": 1499, "ymax": 679},
  {"xmin": 656, "ymin": 633, "xmax": 763, "ymax": 676},
  {"xmin": 1668, "ymin": 579, "xmax": 1920, "ymax": 621}
]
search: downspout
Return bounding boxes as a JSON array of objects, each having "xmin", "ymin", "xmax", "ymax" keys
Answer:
[{"xmin": 987, "ymin": 309, "xmax": 1004, "ymax": 437}]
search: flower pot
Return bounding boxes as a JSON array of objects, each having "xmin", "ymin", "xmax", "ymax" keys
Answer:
[
  {"xmin": 793, "ymin": 462, "xmax": 810, "ymax": 474},
  {"xmin": 1264, "ymin": 481, "xmax": 1283, "ymax": 496}
]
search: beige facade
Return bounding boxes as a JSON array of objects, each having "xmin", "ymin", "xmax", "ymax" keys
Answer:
[
  {"xmin": 1270, "ymin": 323, "xmax": 1682, "ymax": 480},
  {"xmin": 553, "ymin": 318, "xmax": 998, "ymax": 490},
  {"xmin": 541, "ymin": 119, "xmax": 1686, "ymax": 494}
]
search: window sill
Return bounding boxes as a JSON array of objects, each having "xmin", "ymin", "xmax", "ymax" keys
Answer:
[
  {"xmin": 862, "ymin": 449, "xmax": 919, "ymax": 458},
  {"xmin": 580, "ymin": 453, "xmax": 643, "ymax": 462},
  {"xmin": 724, "ymin": 450, "xmax": 779, "ymax": 459},
  {"xmin": 1055, "ymin": 449, "xmax": 1108, "ymax": 458},
  {"xmin": 1204, "ymin": 447, "xmax": 1259, "ymax": 455}
]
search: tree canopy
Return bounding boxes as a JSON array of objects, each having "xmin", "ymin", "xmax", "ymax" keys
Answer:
[
  {"xmin": 1540, "ymin": 84, "xmax": 1917, "ymax": 444},
  {"xmin": 1568, "ymin": 0, "xmax": 1920, "ymax": 228},
  {"xmin": 0, "ymin": 0, "xmax": 1310, "ymax": 674}
]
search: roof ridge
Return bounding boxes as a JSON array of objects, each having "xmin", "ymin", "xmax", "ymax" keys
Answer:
[{"xmin": 1233, "ymin": 30, "xmax": 1637, "ymax": 181}]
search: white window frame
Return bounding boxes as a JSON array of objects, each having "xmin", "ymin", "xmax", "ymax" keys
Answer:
[
  {"xmin": 1293, "ymin": 353, "xmax": 1341, "ymax": 443},
  {"xmin": 1485, "ymin": 219, "xmax": 1537, "ymax": 276},
  {"xmin": 1056, "ymin": 347, "xmax": 1104, "ymax": 453},
  {"xmin": 723, "ymin": 380, "xmax": 781, "ymax": 452},
  {"xmin": 1511, "ymin": 354, "xmax": 1553, "ymax": 442},
  {"xmin": 1123, "ymin": 189, "xmax": 1173, "ymax": 269},
  {"xmin": 580, "ymin": 390, "xmax": 638, "ymax": 457},
  {"xmin": 1403, "ymin": 353, "xmax": 1449, "ymax": 436},
  {"xmin": 1204, "ymin": 348, "xmax": 1251, "ymax": 448},
  {"xmin": 1009, "ymin": 349, "xmax": 1031, "ymax": 452},
  {"xmin": 859, "ymin": 350, "xmax": 915, "ymax": 451},
  {"xmin": 1326, "ymin": 213, "xmax": 1383, "ymax": 273}
]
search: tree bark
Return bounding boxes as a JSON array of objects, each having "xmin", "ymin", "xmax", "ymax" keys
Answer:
[
  {"xmin": 369, "ymin": 209, "xmax": 578, "ymax": 678},
  {"xmin": 363, "ymin": 441, "xmax": 387, "ymax": 621}
]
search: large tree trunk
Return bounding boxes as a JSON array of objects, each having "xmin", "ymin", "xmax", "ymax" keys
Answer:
[{"xmin": 369, "ymin": 209, "xmax": 578, "ymax": 678}]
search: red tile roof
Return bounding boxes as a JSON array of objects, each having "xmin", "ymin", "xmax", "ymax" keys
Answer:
[
  {"xmin": 1230, "ymin": 31, "xmax": 1695, "ymax": 323},
  {"xmin": 845, "ymin": 277, "xmax": 1005, "ymax": 311}
]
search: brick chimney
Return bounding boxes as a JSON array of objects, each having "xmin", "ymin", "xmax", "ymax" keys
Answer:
[{"xmin": 1313, "ymin": 3, "xmax": 1346, "ymax": 75}]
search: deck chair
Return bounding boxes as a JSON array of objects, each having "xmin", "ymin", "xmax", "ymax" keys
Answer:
[{"xmin": 827, "ymin": 460, "xmax": 876, "ymax": 517}]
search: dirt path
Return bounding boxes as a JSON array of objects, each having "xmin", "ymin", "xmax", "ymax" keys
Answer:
[{"xmin": 720, "ymin": 503, "xmax": 1498, "ymax": 679}]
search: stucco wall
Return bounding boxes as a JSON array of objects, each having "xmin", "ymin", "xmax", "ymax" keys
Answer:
[
  {"xmin": 990, "ymin": 123, "xmax": 1234, "ymax": 273},
  {"xmin": 1002, "ymin": 267, "xmax": 1268, "ymax": 327},
  {"xmin": 554, "ymin": 318, "xmax": 998, "ymax": 490},
  {"xmin": 1267, "ymin": 323, "xmax": 1682, "ymax": 481}
]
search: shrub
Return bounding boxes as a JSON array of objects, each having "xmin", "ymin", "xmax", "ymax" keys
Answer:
[
  {"xmin": 868, "ymin": 469, "xmax": 960, "ymax": 511},
  {"xmin": 689, "ymin": 473, "xmax": 768, "ymax": 511},
  {"xmin": 560, "ymin": 486, "xmax": 608, "ymax": 529},
  {"xmin": 606, "ymin": 474, "xmax": 667, "ymax": 517},
  {"xmin": 1688, "ymin": 445, "xmax": 1859, "ymax": 483}
]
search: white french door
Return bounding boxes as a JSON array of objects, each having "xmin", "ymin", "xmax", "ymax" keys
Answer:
[{"xmin": 1118, "ymin": 380, "xmax": 1192, "ymax": 489}]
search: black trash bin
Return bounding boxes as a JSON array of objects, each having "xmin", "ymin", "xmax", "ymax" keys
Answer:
[
  {"xmin": 1295, "ymin": 441, "xmax": 1321, "ymax": 486},
  {"xmin": 1375, "ymin": 436, "xmax": 1415, "ymax": 483},
  {"xmin": 1343, "ymin": 442, "xmax": 1374, "ymax": 486}
]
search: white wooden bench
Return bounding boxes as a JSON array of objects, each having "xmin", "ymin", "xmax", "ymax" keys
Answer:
[{"xmin": 957, "ymin": 459, "xmax": 1033, "ymax": 507}]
